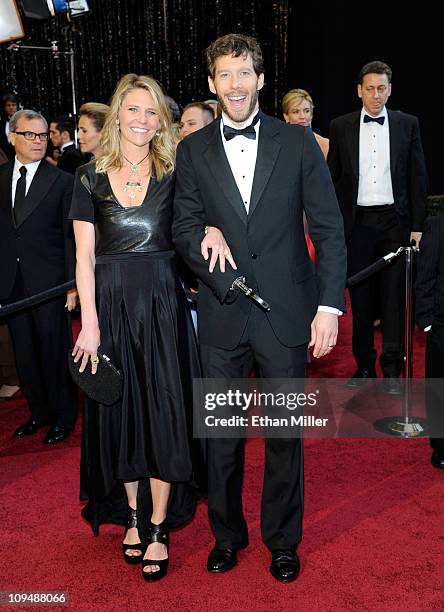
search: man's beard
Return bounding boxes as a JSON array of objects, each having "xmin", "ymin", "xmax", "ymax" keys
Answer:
[{"xmin": 217, "ymin": 89, "xmax": 259, "ymax": 125}]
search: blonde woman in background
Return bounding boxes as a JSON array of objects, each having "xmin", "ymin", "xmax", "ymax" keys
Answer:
[
  {"xmin": 282, "ymin": 89, "xmax": 324, "ymax": 271},
  {"xmin": 282, "ymin": 88, "xmax": 329, "ymax": 159}
]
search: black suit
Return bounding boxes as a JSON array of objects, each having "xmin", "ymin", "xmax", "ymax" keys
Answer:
[
  {"xmin": 0, "ymin": 159, "xmax": 77, "ymax": 429},
  {"xmin": 328, "ymin": 109, "xmax": 428, "ymax": 374},
  {"xmin": 415, "ymin": 215, "xmax": 444, "ymax": 451},
  {"xmin": 58, "ymin": 143, "xmax": 85, "ymax": 174},
  {"xmin": 0, "ymin": 116, "xmax": 15, "ymax": 161},
  {"xmin": 173, "ymin": 112, "xmax": 346, "ymax": 551}
]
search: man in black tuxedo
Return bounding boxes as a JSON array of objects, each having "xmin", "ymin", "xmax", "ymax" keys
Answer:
[
  {"xmin": 173, "ymin": 34, "xmax": 346, "ymax": 582},
  {"xmin": 328, "ymin": 61, "xmax": 428, "ymax": 394},
  {"xmin": 0, "ymin": 110, "xmax": 78, "ymax": 444},
  {"xmin": 49, "ymin": 115, "xmax": 85, "ymax": 174},
  {"xmin": 415, "ymin": 216, "xmax": 444, "ymax": 469}
]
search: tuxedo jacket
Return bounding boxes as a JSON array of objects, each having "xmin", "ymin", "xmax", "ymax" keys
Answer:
[
  {"xmin": 327, "ymin": 109, "xmax": 428, "ymax": 239},
  {"xmin": 0, "ymin": 159, "xmax": 75, "ymax": 302},
  {"xmin": 173, "ymin": 111, "xmax": 346, "ymax": 349},
  {"xmin": 0, "ymin": 117, "xmax": 15, "ymax": 161},
  {"xmin": 415, "ymin": 215, "xmax": 444, "ymax": 332},
  {"xmin": 58, "ymin": 144, "xmax": 85, "ymax": 174}
]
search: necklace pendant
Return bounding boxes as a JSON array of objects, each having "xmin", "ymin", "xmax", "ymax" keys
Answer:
[
  {"xmin": 123, "ymin": 180, "xmax": 143, "ymax": 202},
  {"xmin": 124, "ymin": 180, "xmax": 143, "ymax": 191},
  {"xmin": 123, "ymin": 152, "xmax": 150, "ymax": 177}
]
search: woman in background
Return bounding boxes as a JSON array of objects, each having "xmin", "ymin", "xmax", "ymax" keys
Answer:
[
  {"xmin": 282, "ymin": 89, "xmax": 325, "ymax": 268},
  {"xmin": 77, "ymin": 102, "xmax": 110, "ymax": 159},
  {"xmin": 282, "ymin": 88, "xmax": 329, "ymax": 159}
]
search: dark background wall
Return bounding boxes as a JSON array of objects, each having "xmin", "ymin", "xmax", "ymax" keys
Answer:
[{"xmin": 0, "ymin": 0, "xmax": 440, "ymax": 192}]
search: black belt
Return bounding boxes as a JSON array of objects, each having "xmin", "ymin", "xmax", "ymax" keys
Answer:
[{"xmin": 357, "ymin": 204, "xmax": 395, "ymax": 212}]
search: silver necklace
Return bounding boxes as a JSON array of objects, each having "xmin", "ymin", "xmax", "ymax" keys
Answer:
[{"xmin": 122, "ymin": 152, "xmax": 149, "ymax": 200}]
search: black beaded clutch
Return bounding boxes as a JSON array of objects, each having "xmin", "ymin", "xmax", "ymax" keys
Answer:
[{"xmin": 68, "ymin": 351, "xmax": 123, "ymax": 405}]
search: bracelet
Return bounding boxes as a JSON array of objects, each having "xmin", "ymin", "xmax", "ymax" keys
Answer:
[{"xmin": 204, "ymin": 225, "xmax": 209, "ymax": 235}]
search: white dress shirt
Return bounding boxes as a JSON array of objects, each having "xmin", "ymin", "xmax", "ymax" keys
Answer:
[
  {"xmin": 11, "ymin": 158, "xmax": 42, "ymax": 206},
  {"xmin": 220, "ymin": 110, "xmax": 259, "ymax": 213},
  {"xmin": 220, "ymin": 110, "xmax": 340, "ymax": 316},
  {"xmin": 357, "ymin": 107, "xmax": 394, "ymax": 206},
  {"xmin": 61, "ymin": 140, "xmax": 74, "ymax": 152}
]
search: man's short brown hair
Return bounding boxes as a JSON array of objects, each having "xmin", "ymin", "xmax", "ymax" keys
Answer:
[{"xmin": 206, "ymin": 33, "xmax": 264, "ymax": 79}]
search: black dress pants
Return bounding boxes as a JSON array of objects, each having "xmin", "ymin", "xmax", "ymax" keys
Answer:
[
  {"xmin": 6, "ymin": 269, "xmax": 77, "ymax": 429},
  {"xmin": 200, "ymin": 304, "xmax": 306, "ymax": 552},
  {"xmin": 425, "ymin": 327, "xmax": 444, "ymax": 452},
  {"xmin": 347, "ymin": 206, "xmax": 407, "ymax": 375}
]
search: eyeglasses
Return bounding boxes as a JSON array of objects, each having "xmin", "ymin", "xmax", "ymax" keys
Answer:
[{"xmin": 13, "ymin": 131, "xmax": 50, "ymax": 141}]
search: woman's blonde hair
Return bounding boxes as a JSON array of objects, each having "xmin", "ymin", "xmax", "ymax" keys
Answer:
[
  {"xmin": 282, "ymin": 88, "xmax": 314, "ymax": 116},
  {"xmin": 96, "ymin": 74, "xmax": 175, "ymax": 180}
]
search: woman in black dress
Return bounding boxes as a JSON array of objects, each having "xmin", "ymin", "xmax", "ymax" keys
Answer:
[{"xmin": 69, "ymin": 74, "xmax": 225, "ymax": 581}]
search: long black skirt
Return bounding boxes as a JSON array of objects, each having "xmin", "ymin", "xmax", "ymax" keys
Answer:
[{"xmin": 80, "ymin": 251, "xmax": 203, "ymax": 538}]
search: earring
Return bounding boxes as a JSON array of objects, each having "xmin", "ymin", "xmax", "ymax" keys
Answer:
[
  {"xmin": 116, "ymin": 118, "xmax": 120, "ymax": 126},
  {"xmin": 155, "ymin": 131, "xmax": 161, "ymax": 136}
]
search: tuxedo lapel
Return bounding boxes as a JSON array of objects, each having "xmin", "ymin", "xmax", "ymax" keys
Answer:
[
  {"xmin": 203, "ymin": 120, "xmax": 248, "ymax": 224},
  {"xmin": 16, "ymin": 160, "xmax": 57, "ymax": 227},
  {"xmin": 248, "ymin": 112, "xmax": 281, "ymax": 218},
  {"xmin": 388, "ymin": 109, "xmax": 401, "ymax": 179},
  {"xmin": 0, "ymin": 161, "xmax": 14, "ymax": 225},
  {"xmin": 345, "ymin": 113, "xmax": 360, "ymax": 179}
]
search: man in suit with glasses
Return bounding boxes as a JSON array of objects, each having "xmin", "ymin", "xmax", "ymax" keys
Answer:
[{"xmin": 0, "ymin": 109, "xmax": 78, "ymax": 444}]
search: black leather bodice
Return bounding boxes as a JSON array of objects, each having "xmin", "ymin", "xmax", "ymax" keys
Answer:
[{"xmin": 76, "ymin": 163, "xmax": 174, "ymax": 256}]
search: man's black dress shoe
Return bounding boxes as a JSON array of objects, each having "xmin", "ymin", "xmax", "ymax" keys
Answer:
[
  {"xmin": 270, "ymin": 550, "xmax": 300, "ymax": 583},
  {"xmin": 43, "ymin": 426, "xmax": 71, "ymax": 445},
  {"xmin": 346, "ymin": 368, "xmax": 376, "ymax": 388},
  {"xmin": 431, "ymin": 449, "xmax": 444, "ymax": 469},
  {"xmin": 14, "ymin": 418, "xmax": 48, "ymax": 437},
  {"xmin": 207, "ymin": 548, "xmax": 238, "ymax": 573},
  {"xmin": 382, "ymin": 376, "xmax": 402, "ymax": 396}
]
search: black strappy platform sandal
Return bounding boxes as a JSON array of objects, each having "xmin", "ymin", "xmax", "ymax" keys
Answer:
[
  {"xmin": 122, "ymin": 506, "xmax": 146, "ymax": 565},
  {"xmin": 142, "ymin": 520, "xmax": 169, "ymax": 581}
]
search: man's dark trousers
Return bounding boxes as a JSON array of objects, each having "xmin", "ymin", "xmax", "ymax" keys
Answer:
[{"xmin": 201, "ymin": 304, "xmax": 306, "ymax": 552}]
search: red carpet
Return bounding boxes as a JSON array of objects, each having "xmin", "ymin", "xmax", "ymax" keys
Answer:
[{"xmin": 1, "ymin": 301, "xmax": 443, "ymax": 611}]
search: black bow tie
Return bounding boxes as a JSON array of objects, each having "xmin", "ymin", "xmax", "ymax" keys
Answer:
[
  {"xmin": 223, "ymin": 114, "xmax": 260, "ymax": 141},
  {"xmin": 364, "ymin": 114, "xmax": 385, "ymax": 125}
]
